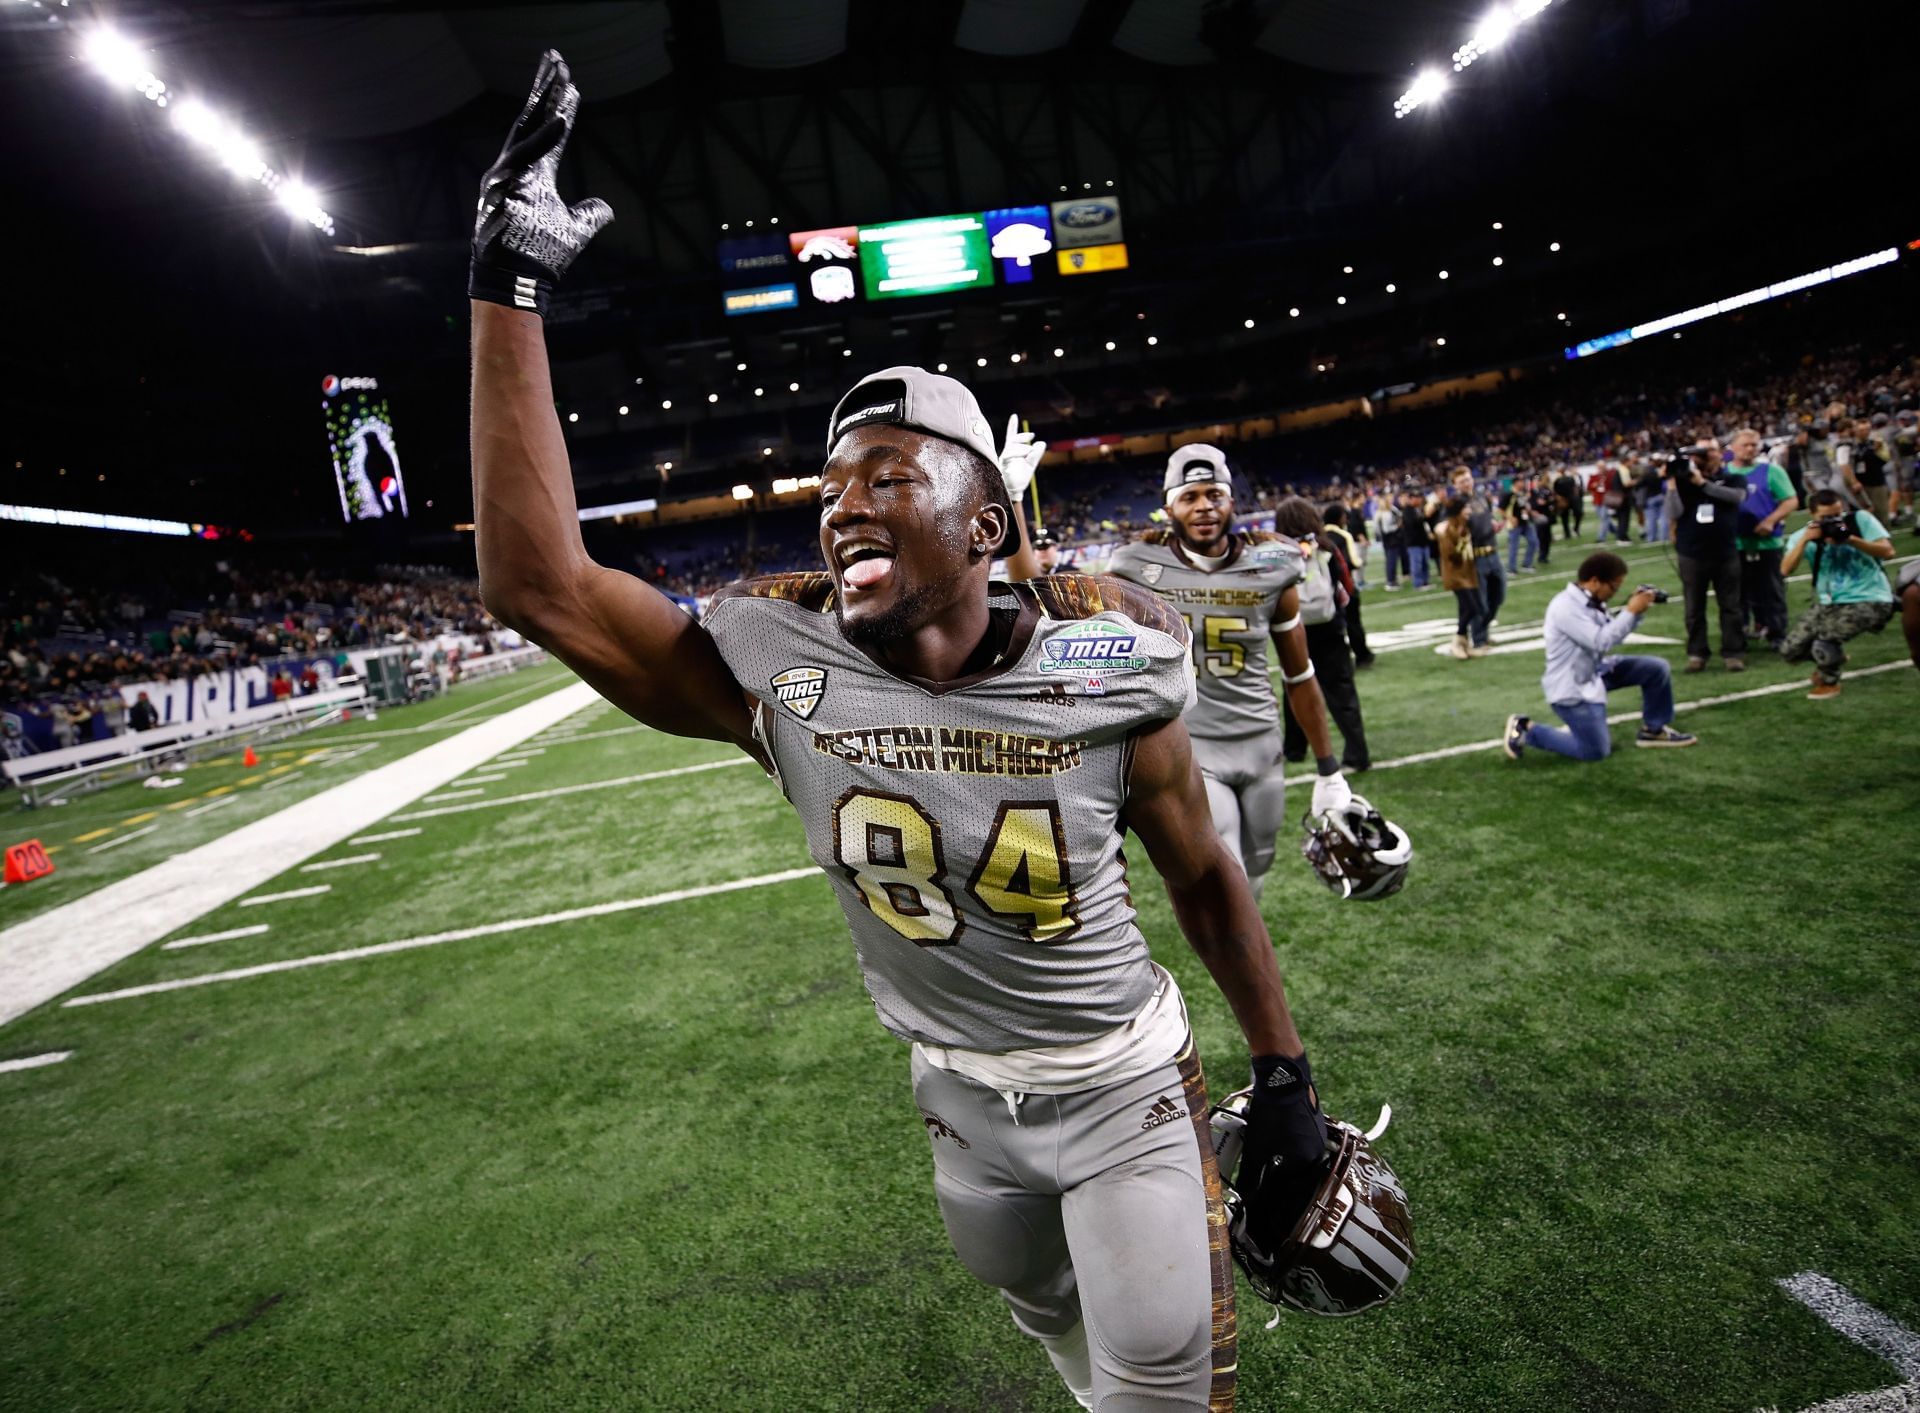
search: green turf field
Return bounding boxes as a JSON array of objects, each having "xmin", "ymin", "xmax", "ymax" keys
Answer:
[{"xmin": 2, "ymin": 526, "xmax": 1916, "ymax": 1412}]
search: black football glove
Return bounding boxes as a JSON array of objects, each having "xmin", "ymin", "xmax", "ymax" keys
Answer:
[
  {"xmin": 1236, "ymin": 1051, "xmax": 1331, "ymax": 1256},
  {"xmin": 469, "ymin": 49, "xmax": 613, "ymax": 318}
]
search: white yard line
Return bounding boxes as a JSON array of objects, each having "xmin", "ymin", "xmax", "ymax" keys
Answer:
[
  {"xmin": 240, "ymin": 885, "xmax": 333, "ymax": 907},
  {"xmin": 184, "ymin": 795, "xmax": 239, "ymax": 818},
  {"xmin": 300, "ymin": 853, "xmax": 380, "ymax": 872},
  {"xmin": 0, "ymin": 679, "xmax": 599, "ymax": 1028},
  {"xmin": 1365, "ymin": 661, "xmax": 1911, "ymax": 773},
  {"xmin": 163, "ymin": 924, "xmax": 270, "ymax": 950},
  {"xmin": 0, "ymin": 1050, "xmax": 73, "ymax": 1074},
  {"xmin": 390, "ymin": 757, "xmax": 757, "ymax": 821},
  {"xmin": 422, "ymin": 788, "xmax": 485, "ymax": 803},
  {"xmin": 490, "ymin": 759, "xmax": 533, "ymax": 769},
  {"xmin": 1779, "ymin": 1274, "xmax": 1920, "ymax": 1382},
  {"xmin": 87, "ymin": 825, "xmax": 157, "ymax": 855},
  {"xmin": 458, "ymin": 773, "xmax": 507, "ymax": 785},
  {"xmin": 497, "ymin": 747, "xmax": 544, "ymax": 757},
  {"xmin": 259, "ymin": 770, "xmax": 306, "ymax": 791},
  {"xmin": 526, "ymin": 723, "xmax": 649, "ymax": 746},
  {"xmin": 64, "ymin": 867, "xmax": 823, "ymax": 1009},
  {"xmin": 350, "ymin": 828, "xmax": 421, "ymax": 845}
]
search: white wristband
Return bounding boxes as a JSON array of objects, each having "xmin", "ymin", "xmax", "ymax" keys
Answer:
[
  {"xmin": 1282, "ymin": 662, "xmax": 1317, "ymax": 685},
  {"xmin": 1275, "ymin": 613, "xmax": 1302, "ymax": 634}
]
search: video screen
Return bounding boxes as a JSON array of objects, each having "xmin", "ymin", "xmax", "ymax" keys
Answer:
[
  {"xmin": 320, "ymin": 374, "xmax": 407, "ymax": 522},
  {"xmin": 857, "ymin": 214, "xmax": 992, "ymax": 300}
]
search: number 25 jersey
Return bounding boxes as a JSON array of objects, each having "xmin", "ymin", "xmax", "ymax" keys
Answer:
[
  {"xmin": 703, "ymin": 572, "xmax": 1194, "ymax": 1054},
  {"xmin": 1105, "ymin": 529, "xmax": 1306, "ymax": 741}
]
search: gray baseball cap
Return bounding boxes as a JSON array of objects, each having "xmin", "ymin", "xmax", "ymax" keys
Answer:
[
  {"xmin": 828, "ymin": 366, "xmax": 999, "ymax": 473},
  {"xmin": 1164, "ymin": 442, "xmax": 1232, "ymax": 501}
]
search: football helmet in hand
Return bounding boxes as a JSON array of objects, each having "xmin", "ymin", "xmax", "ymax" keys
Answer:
[
  {"xmin": 1210, "ymin": 1092, "xmax": 1414, "ymax": 1318},
  {"xmin": 1301, "ymin": 794, "xmax": 1411, "ymax": 901}
]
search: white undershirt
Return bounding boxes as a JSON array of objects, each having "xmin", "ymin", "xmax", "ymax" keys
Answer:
[
  {"xmin": 913, "ymin": 963, "xmax": 1191, "ymax": 1096},
  {"xmin": 1186, "ymin": 543, "xmax": 1230, "ymax": 574}
]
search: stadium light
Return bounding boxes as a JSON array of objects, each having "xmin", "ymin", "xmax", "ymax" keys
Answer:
[
  {"xmin": 1492, "ymin": 221, "xmax": 1504, "ymax": 230},
  {"xmin": 788, "ymin": 381, "xmax": 799, "ymax": 391},
  {"xmin": 1104, "ymin": 341, "xmax": 1116, "ymax": 351},
  {"xmin": 1052, "ymin": 347, "xmax": 1064, "ymax": 357},
  {"xmin": 977, "ymin": 357, "xmax": 989, "ymax": 367},
  {"xmin": 762, "ymin": 447, "xmax": 773, "ymax": 456},
  {"xmin": 81, "ymin": 28, "xmax": 335, "ymax": 235},
  {"xmin": 754, "ymin": 386, "xmax": 764, "ymax": 396},
  {"xmin": 1492, "ymin": 256, "xmax": 1504, "ymax": 266},
  {"xmin": 1392, "ymin": 68, "xmax": 1450, "ymax": 119},
  {"xmin": 566, "ymin": 412, "xmax": 578, "ymax": 423},
  {"xmin": 1336, "ymin": 296, "xmax": 1347, "ymax": 305},
  {"xmin": 1550, "ymin": 241, "xmax": 1561, "ymax": 252},
  {"xmin": 1385, "ymin": 283, "xmax": 1397, "ymax": 293},
  {"xmin": 1343, "ymin": 265, "xmax": 1354, "ymax": 274},
  {"xmin": 661, "ymin": 399, "xmax": 672, "ymax": 410},
  {"xmin": 1436, "ymin": 337, "xmax": 1447, "ymax": 346},
  {"xmin": 936, "ymin": 362, "xmax": 949, "ymax": 372},
  {"xmin": 1566, "ymin": 245, "xmax": 1902, "ymax": 359},
  {"xmin": 1453, "ymin": 0, "xmax": 1550, "ymax": 71},
  {"xmin": 707, "ymin": 393, "xmax": 719, "ymax": 403},
  {"xmin": 618, "ymin": 404, "xmax": 629, "ymax": 416},
  {"xmin": 1439, "ymin": 269, "xmax": 1450, "ymax": 279},
  {"xmin": 736, "ymin": 362, "xmax": 747, "ymax": 371},
  {"xmin": 1289, "ymin": 307, "xmax": 1300, "ymax": 317},
  {"xmin": 731, "ymin": 484, "xmax": 753, "ymax": 500},
  {"xmin": 1242, "ymin": 319, "xmax": 1254, "ymax": 330},
  {"xmin": 1146, "ymin": 336, "xmax": 1158, "ymax": 346}
]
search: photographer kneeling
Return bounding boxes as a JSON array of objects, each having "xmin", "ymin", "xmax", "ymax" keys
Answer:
[
  {"xmin": 1502, "ymin": 551, "xmax": 1697, "ymax": 762},
  {"xmin": 1776, "ymin": 489, "xmax": 1898, "ymax": 700}
]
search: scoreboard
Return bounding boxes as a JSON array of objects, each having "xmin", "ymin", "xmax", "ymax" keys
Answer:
[{"xmin": 718, "ymin": 196, "xmax": 1127, "ymax": 315}]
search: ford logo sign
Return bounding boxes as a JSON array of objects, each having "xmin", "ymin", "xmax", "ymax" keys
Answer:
[{"xmin": 1058, "ymin": 202, "xmax": 1116, "ymax": 230}]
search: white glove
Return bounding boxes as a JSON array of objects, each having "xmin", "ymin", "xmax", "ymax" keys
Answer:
[
  {"xmin": 998, "ymin": 413, "xmax": 1047, "ymax": 501},
  {"xmin": 1310, "ymin": 769, "xmax": 1352, "ymax": 821}
]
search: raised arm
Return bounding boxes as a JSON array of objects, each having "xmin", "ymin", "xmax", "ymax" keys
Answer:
[
  {"xmin": 471, "ymin": 305, "xmax": 752, "ymax": 746},
  {"xmin": 467, "ymin": 52, "xmax": 752, "ymax": 750}
]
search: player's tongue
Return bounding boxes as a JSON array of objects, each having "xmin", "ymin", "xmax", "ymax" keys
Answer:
[{"xmin": 843, "ymin": 555, "xmax": 894, "ymax": 590}]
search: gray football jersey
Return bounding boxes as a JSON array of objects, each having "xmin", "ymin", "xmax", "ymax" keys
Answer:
[
  {"xmin": 704, "ymin": 573, "xmax": 1194, "ymax": 1052},
  {"xmin": 1106, "ymin": 530, "xmax": 1306, "ymax": 740}
]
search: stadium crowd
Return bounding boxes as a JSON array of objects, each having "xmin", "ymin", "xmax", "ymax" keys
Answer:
[{"xmin": 1, "ymin": 566, "xmax": 497, "ymax": 731}]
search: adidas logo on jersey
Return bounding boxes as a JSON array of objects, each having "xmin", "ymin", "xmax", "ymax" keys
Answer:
[
  {"xmin": 770, "ymin": 666, "xmax": 827, "ymax": 720},
  {"xmin": 1140, "ymin": 1096, "xmax": 1188, "ymax": 1131}
]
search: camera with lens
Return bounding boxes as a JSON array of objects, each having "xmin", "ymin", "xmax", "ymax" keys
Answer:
[
  {"xmin": 1634, "ymin": 584, "xmax": 1670, "ymax": 605},
  {"xmin": 1664, "ymin": 445, "xmax": 1721, "ymax": 478},
  {"xmin": 1814, "ymin": 512, "xmax": 1860, "ymax": 543}
]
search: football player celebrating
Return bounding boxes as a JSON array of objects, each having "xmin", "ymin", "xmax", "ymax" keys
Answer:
[
  {"xmin": 1062, "ymin": 446, "xmax": 1354, "ymax": 899},
  {"xmin": 471, "ymin": 53, "xmax": 1356, "ymax": 1410}
]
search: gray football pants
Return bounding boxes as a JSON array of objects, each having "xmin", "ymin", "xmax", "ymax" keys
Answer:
[
  {"xmin": 911, "ymin": 1038, "xmax": 1237, "ymax": 1411},
  {"xmin": 1193, "ymin": 729, "xmax": 1288, "ymax": 888}
]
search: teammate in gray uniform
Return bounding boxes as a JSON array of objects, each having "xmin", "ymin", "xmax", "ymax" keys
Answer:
[
  {"xmin": 469, "ymin": 52, "xmax": 1336, "ymax": 1412},
  {"xmin": 1069, "ymin": 447, "xmax": 1353, "ymax": 897}
]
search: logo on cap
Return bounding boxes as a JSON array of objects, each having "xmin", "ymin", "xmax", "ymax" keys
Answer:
[
  {"xmin": 1182, "ymin": 462, "xmax": 1220, "ymax": 484},
  {"xmin": 836, "ymin": 400, "xmax": 900, "ymax": 437}
]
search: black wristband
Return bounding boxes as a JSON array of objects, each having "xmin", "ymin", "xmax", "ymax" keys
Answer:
[
  {"xmin": 1315, "ymin": 755, "xmax": 1341, "ymax": 777},
  {"xmin": 468, "ymin": 261, "xmax": 552, "ymax": 318},
  {"xmin": 1249, "ymin": 1050, "xmax": 1315, "ymax": 1107}
]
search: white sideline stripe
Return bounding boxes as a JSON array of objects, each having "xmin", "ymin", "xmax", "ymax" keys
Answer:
[
  {"xmin": 1366, "ymin": 661, "xmax": 1911, "ymax": 773},
  {"xmin": 163, "ymin": 924, "xmax": 270, "ymax": 950},
  {"xmin": 63, "ymin": 867, "xmax": 823, "ymax": 1009},
  {"xmin": 1767, "ymin": 1384, "xmax": 1919, "ymax": 1413},
  {"xmin": 526, "ymin": 723, "xmax": 649, "ymax": 746},
  {"xmin": 300, "ymin": 853, "xmax": 380, "ymax": 872},
  {"xmin": 0, "ymin": 679, "xmax": 598, "ymax": 1027},
  {"xmin": 458, "ymin": 773, "xmax": 507, "ymax": 785},
  {"xmin": 183, "ymin": 795, "xmax": 238, "ymax": 818},
  {"xmin": 0, "ymin": 1050, "xmax": 72, "ymax": 1074},
  {"xmin": 88, "ymin": 825, "xmax": 157, "ymax": 855},
  {"xmin": 240, "ymin": 885, "xmax": 332, "ymax": 907},
  {"xmin": 1780, "ymin": 1273, "xmax": 1920, "ymax": 1381},
  {"xmin": 350, "ymin": 828, "xmax": 421, "ymax": 845},
  {"xmin": 390, "ymin": 757, "xmax": 756, "ymax": 820},
  {"xmin": 422, "ymin": 788, "xmax": 485, "ymax": 803}
]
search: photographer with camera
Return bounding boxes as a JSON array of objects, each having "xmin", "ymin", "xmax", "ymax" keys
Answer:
[
  {"xmin": 1728, "ymin": 427, "xmax": 1799, "ymax": 644},
  {"xmin": 1669, "ymin": 438, "xmax": 1749, "ymax": 672},
  {"xmin": 1776, "ymin": 488, "xmax": 1898, "ymax": 700},
  {"xmin": 1501, "ymin": 551, "xmax": 1696, "ymax": 762}
]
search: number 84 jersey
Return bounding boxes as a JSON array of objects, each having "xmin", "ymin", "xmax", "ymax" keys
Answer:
[
  {"xmin": 704, "ymin": 572, "xmax": 1195, "ymax": 1053},
  {"xmin": 1104, "ymin": 529, "xmax": 1306, "ymax": 740}
]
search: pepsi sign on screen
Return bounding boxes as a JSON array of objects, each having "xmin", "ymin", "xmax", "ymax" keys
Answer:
[
  {"xmin": 320, "ymin": 374, "xmax": 407, "ymax": 523},
  {"xmin": 1050, "ymin": 195, "xmax": 1123, "ymax": 250},
  {"xmin": 984, "ymin": 206, "xmax": 1054, "ymax": 285}
]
